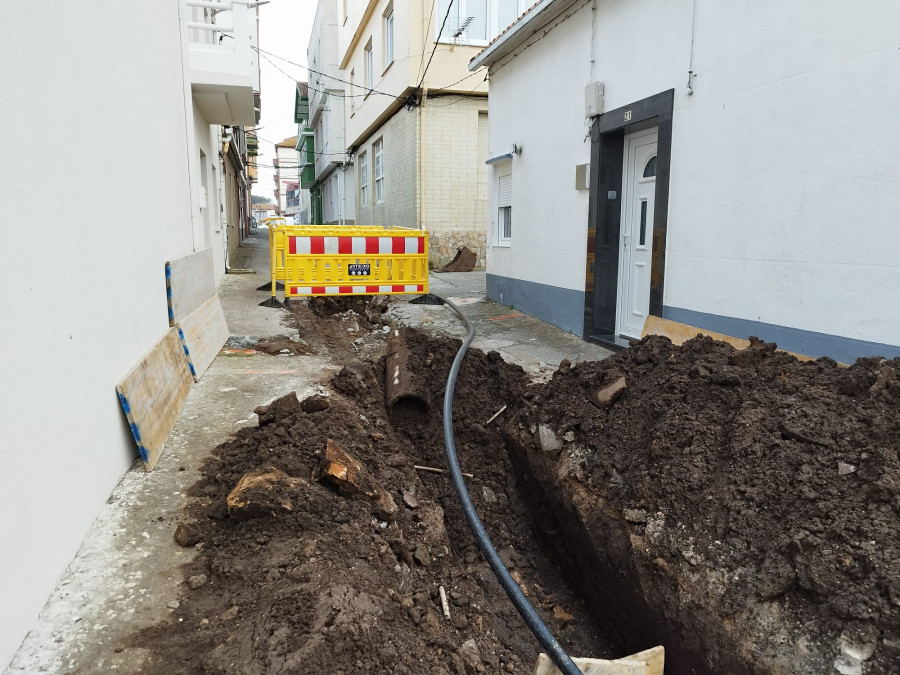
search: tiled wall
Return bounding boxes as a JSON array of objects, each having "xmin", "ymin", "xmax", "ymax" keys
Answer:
[{"xmin": 354, "ymin": 96, "xmax": 489, "ymax": 268}]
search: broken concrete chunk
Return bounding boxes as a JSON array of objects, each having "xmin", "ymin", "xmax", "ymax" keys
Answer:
[
  {"xmin": 320, "ymin": 438, "xmax": 376, "ymax": 497},
  {"xmin": 402, "ymin": 487, "xmax": 419, "ymax": 509},
  {"xmin": 838, "ymin": 462, "xmax": 856, "ymax": 476},
  {"xmin": 226, "ymin": 466, "xmax": 307, "ymax": 519},
  {"xmin": 188, "ymin": 574, "xmax": 208, "ymax": 590},
  {"xmin": 458, "ymin": 638, "xmax": 482, "ymax": 670},
  {"xmin": 373, "ymin": 490, "xmax": 398, "ymax": 521},
  {"xmin": 174, "ymin": 522, "xmax": 203, "ymax": 547},
  {"xmin": 321, "ymin": 439, "xmax": 400, "ymax": 520},
  {"xmin": 538, "ymin": 424, "xmax": 563, "ymax": 452},
  {"xmin": 623, "ymin": 508, "xmax": 648, "ymax": 524},
  {"xmin": 591, "ymin": 376, "xmax": 627, "ymax": 408}
]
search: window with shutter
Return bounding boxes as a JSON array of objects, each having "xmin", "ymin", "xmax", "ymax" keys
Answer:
[{"xmin": 497, "ymin": 174, "xmax": 512, "ymax": 244}]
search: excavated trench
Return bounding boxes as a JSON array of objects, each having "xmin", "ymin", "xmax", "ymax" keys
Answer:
[{"xmin": 131, "ymin": 299, "xmax": 900, "ymax": 674}]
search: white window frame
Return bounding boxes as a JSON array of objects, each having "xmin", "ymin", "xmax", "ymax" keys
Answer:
[
  {"xmin": 374, "ymin": 139, "xmax": 384, "ymax": 204},
  {"xmin": 383, "ymin": 6, "xmax": 394, "ymax": 70},
  {"xmin": 435, "ymin": 0, "xmax": 521, "ymax": 46},
  {"xmin": 359, "ymin": 151, "xmax": 369, "ymax": 207},
  {"xmin": 364, "ymin": 40, "xmax": 373, "ymax": 94},
  {"xmin": 497, "ymin": 173, "xmax": 512, "ymax": 245}
]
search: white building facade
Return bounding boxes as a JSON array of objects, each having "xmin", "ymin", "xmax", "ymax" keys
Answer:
[
  {"xmin": 307, "ymin": 0, "xmax": 356, "ymax": 225},
  {"xmin": 0, "ymin": 1, "xmax": 259, "ymax": 668},
  {"xmin": 337, "ymin": 0, "xmax": 531, "ymax": 266},
  {"xmin": 472, "ymin": 0, "xmax": 900, "ymax": 362}
]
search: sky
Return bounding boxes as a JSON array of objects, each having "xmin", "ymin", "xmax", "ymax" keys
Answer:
[{"xmin": 253, "ymin": 0, "xmax": 318, "ymax": 201}]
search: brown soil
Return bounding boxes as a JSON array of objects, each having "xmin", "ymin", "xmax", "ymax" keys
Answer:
[
  {"xmin": 254, "ymin": 336, "xmax": 316, "ymax": 356},
  {"xmin": 131, "ymin": 298, "xmax": 621, "ymax": 674},
  {"xmin": 132, "ymin": 297, "xmax": 900, "ymax": 674},
  {"xmin": 506, "ymin": 335, "xmax": 900, "ymax": 674}
]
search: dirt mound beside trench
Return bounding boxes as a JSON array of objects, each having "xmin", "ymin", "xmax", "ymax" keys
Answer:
[
  {"xmin": 130, "ymin": 325, "xmax": 620, "ymax": 674},
  {"xmin": 506, "ymin": 335, "xmax": 900, "ymax": 674}
]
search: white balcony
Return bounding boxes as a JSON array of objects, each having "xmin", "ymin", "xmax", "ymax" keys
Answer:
[{"xmin": 187, "ymin": 0, "xmax": 260, "ymax": 125}]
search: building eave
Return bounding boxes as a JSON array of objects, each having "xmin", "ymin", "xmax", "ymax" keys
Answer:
[{"xmin": 469, "ymin": 0, "xmax": 583, "ymax": 71}]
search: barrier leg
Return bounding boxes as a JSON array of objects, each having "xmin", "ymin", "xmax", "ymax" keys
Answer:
[{"xmin": 259, "ymin": 226, "xmax": 286, "ymax": 308}]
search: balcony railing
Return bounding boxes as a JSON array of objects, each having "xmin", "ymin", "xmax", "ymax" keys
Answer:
[{"xmin": 186, "ymin": 0, "xmax": 259, "ymax": 125}]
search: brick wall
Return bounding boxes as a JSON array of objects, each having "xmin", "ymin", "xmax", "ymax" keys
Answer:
[
  {"xmin": 421, "ymin": 96, "xmax": 488, "ymax": 268},
  {"xmin": 353, "ymin": 96, "xmax": 489, "ymax": 269},
  {"xmin": 353, "ymin": 106, "xmax": 417, "ymax": 227}
]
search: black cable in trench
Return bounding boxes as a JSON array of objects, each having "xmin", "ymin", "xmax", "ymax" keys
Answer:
[{"xmin": 436, "ymin": 295, "xmax": 582, "ymax": 675}]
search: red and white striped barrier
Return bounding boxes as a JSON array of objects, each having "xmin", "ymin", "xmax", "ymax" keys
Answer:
[{"xmin": 288, "ymin": 235, "xmax": 425, "ymax": 256}]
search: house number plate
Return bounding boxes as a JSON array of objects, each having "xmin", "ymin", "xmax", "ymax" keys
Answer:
[{"xmin": 348, "ymin": 264, "xmax": 371, "ymax": 276}]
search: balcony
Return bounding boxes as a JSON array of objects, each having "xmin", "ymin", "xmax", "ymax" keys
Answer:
[{"xmin": 187, "ymin": 0, "xmax": 260, "ymax": 126}]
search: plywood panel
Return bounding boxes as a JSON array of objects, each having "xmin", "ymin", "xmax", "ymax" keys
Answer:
[
  {"xmin": 533, "ymin": 646, "xmax": 664, "ymax": 675},
  {"xmin": 177, "ymin": 295, "xmax": 229, "ymax": 382},
  {"xmin": 116, "ymin": 327, "xmax": 194, "ymax": 470},
  {"xmin": 166, "ymin": 247, "xmax": 215, "ymax": 326},
  {"xmin": 643, "ymin": 316, "xmax": 818, "ymax": 363}
]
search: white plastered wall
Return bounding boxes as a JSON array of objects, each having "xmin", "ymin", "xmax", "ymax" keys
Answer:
[
  {"xmin": 486, "ymin": 0, "xmax": 900, "ymax": 346},
  {"xmin": 0, "ymin": 1, "xmax": 195, "ymax": 668},
  {"xmin": 485, "ymin": 0, "xmax": 594, "ymax": 291}
]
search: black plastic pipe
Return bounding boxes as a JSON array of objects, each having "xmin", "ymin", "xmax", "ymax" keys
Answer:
[{"xmin": 436, "ymin": 295, "xmax": 582, "ymax": 675}]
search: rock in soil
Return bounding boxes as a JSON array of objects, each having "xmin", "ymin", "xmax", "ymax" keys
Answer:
[
  {"xmin": 226, "ymin": 466, "xmax": 307, "ymax": 519},
  {"xmin": 173, "ymin": 522, "xmax": 202, "ymax": 548}
]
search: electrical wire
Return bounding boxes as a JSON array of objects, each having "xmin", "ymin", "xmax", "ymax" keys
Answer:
[
  {"xmin": 417, "ymin": 0, "xmax": 456, "ymax": 90},
  {"xmin": 425, "ymin": 76, "xmax": 489, "ymax": 106},
  {"xmin": 255, "ymin": 46, "xmax": 403, "ymax": 100},
  {"xmin": 436, "ymin": 296, "xmax": 582, "ymax": 675}
]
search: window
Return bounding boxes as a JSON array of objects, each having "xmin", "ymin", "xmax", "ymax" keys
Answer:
[
  {"xmin": 497, "ymin": 174, "xmax": 511, "ymax": 244},
  {"xmin": 643, "ymin": 155, "xmax": 657, "ymax": 178},
  {"xmin": 498, "ymin": 0, "xmax": 518, "ymax": 30},
  {"xmin": 359, "ymin": 151, "xmax": 368, "ymax": 207},
  {"xmin": 374, "ymin": 139, "xmax": 384, "ymax": 203},
  {"xmin": 383, "ymin": 7, "xmax": 394, "ymax": 69},
  {"xmin": 364, "ymin": 40, "xmax": 373, "ymax": 93},
  {"xmin": 436, "ymin": 0, "xmax": 488, "ymax": 44}
]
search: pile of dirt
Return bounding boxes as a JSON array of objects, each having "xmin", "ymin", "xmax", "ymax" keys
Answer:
[
  {"xmin": 505, "ymin": 335, "xmax": 900, "ymax": 674},
  {"xmin": 131, "ymin": 319, "xmax": 620, "ymax": 673},
  {"xmin": 133, "ymin": 293, "xmax": 900, "ymax": 674}
]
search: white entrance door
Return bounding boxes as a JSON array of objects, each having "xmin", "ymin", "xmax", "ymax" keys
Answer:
[{"xmin": 616, "ymin": 129, "xmax": 658, "ymax": 338}]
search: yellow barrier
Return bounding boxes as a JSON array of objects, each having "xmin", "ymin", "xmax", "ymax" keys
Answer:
[{"xmin": 279, "ymin": 226, "xmax": 428, "ymax": 301}]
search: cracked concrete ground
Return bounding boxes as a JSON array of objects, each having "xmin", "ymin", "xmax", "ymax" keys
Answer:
[{"xmin": 7, "ymin": 231, "xmax": 611, "ymax": 674}]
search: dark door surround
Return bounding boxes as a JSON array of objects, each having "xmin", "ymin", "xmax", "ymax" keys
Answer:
[{"xmin": 582, "ymin": 89, "xmax": 674, "ymax": 349}]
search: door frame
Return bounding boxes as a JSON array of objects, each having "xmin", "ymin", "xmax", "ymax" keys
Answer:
[{"xmin": 582, "ymin": 89, "xmax": 674, "ymax": 348}]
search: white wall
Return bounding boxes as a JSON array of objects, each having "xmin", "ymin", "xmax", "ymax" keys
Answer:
[
  {"xmin": 0, "ymin": 0, "xmax": 196, "ymax": 669},
  {"xmin": 193, "ymin": 108, "xmax": 228, "ymax": 279},
  {"xmin": 485, "ymin": 1, "xmax": 593, "ymax": 290},
  {"xmin": 484, "ymin": 0, "xmax": 900, "ymax": 350}
]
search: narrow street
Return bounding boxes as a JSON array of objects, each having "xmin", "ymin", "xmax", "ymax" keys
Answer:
[{"xmin": 8, "ymin": 232, "xmax": 612, "ymax": 673}]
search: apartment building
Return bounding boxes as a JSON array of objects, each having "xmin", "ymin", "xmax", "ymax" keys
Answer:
[
  {"xmin": 337, "ymin": 0, "xmax": 528, "ymax": 267},
  {"xmin": 273, "ymin": 135, "xmax": 303, "ymax": 222},
  {"xmin": 306, "ymin": 0, "xmax": 357, "ymax": 225}
]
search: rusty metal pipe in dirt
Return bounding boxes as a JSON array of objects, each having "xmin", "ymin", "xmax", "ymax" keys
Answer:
[
  {"xmin": 437, "ymin": 295, "xmax": 581, "ymax": 675},
  {"xmin": 385, "ymin": 328, "xmax": 432, "ymax": 424}
]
